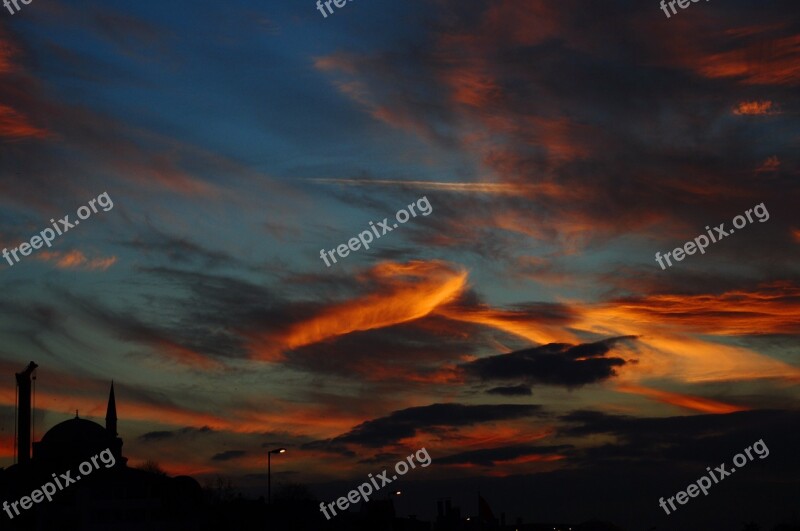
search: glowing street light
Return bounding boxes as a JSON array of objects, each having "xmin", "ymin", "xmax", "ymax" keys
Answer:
[{"xmin": 267, "ymin": 447, "xmax": 286, "ymax": 504}]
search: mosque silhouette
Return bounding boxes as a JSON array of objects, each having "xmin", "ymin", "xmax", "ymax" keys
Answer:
[{"xmin": 0, "ymin": 362, "xmax": 203, "ymax": 530}]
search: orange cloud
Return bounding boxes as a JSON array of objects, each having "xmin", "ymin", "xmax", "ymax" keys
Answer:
[
  {"xmin": 436, "ymin": 304, "xmax": 576, "ymax": 345},
  {"xmin": 37, "ymin": 250, "xmax": 117, "ymax": 270},
  {"xmin": 312, "ymin": 52, "xmax": 359, "ymax": 74},
  {"xmin": 439, "ymin": 0, "xmax": 564, "ymax": 50},
  {"xmin": 0, "ymin": 31, "xmax": 49, "ymax": 141},
  {"xmin": 440, "ymin": 61, "xmax": 501, "ymax": 108},
  {"xmin": 251, "ymin": 261, "xmax": 468, "ymax": 358},
  {"xmin": 352, "ymin": 360, "xmax": 462, "ymax": 385},
  {"xmin": 0, "ymin": 104, "xmax": 49, "ymax": 141},
  {"xmin": 603, "ymin": 285, "xmax": 800, "ymax": 337},
  {"xmin": 530, "ymin": 116, "xmax": 592, "ymax": 161},
  {"xmin": 571, "ymin": 285, "xmax": 800, "ymax": 386},
  {"xmin": 231, "ymin": 406, "xmax": 369, "ymax": 440},
  {"xmin": 733, "ymin": 100, "xmax": 780, "ymax": 115},
  {"xmin": 311, "ymin": 58, "xmax": 441, "ymax": 142},
  {"xmin": 616, "ymin": 384, "xmax": 747, "ymax": 414},
  {"xmin": 433, "ymin": 281, "xmax": 800, "ymax": 393},
  {"xmin": 150, "ymin": 338, "xmax": 224, "ymax": 370},
  {"xmin": 96, "ymin": 138, "xmax": 220, "ymax": 197},
  {"xmin": 448, "ymin": 424, "xmax": 555, "ymax": 448},
  {"xmin": 689, "ymin": 34, "xmax": 800, "ymax": 86},
  {"xmin": 756, "ymin": 155, "xmax": 780, "ymax": 173}
]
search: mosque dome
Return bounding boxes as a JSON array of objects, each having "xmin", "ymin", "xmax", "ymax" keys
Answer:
[
  {"xmin": 40, "ymin": 417, "xmax": 112, "ymax": 447},
  {"xmin": 31, "ymin": 382, "xmax": 124, "ymax": 465}
]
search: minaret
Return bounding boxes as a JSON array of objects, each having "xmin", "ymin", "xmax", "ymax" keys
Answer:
[
  {"xmin": 15, "ymin": 361, "xmax": 38, "ymax": 465},
  {"xmin": 105, "ymin": 381, "xmax": 117, "ymax": 436}
]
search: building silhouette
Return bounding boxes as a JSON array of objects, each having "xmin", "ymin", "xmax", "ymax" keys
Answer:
[{"xmin": 0, "ymin": 362, "xmax": 203, "ymax": 531}]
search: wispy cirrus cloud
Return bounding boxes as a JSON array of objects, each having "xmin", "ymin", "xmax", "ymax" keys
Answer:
[{"xmin": 310, "ymin": 178, "xmax": 547, "ymax": 195}]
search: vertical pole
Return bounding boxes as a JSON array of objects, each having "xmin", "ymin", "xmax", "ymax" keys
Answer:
[
  {"xmin": 15, "ymin": 362, "xmax": 37, "ymax": 466},
  {"xmin": 268, "ymin": 452, "xmax": 272, "ymax": 505}
]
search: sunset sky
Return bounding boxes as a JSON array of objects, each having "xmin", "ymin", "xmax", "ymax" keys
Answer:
[{"xmin": 1, "ymin": 0, "xmax": 799, "ymax": 528}]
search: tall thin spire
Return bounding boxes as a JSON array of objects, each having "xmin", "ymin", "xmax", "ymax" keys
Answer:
[
  {"xmin": 15, "ymin": 361, "xmax": 38, "ymax": 465},
  {"xmin": 105, "ymin": 381, "xmax": 117, "ymax": 436}
]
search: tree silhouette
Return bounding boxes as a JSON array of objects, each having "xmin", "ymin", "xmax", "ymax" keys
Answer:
[
  {"xmin": 135, "ymin": 459, "xmax": 168, "ymax": 476},
  {"xmin": 203, "ymin": 475, "xmax": 239, "ymax": 504},
  {"xmin": 273, "ymin": 482, "xmax": 318, "ymax": 503}
]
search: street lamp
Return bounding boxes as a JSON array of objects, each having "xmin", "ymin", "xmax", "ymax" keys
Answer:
[{"xmin": 267, "ymin": 447, "xmax": 286, "ymax": 504}]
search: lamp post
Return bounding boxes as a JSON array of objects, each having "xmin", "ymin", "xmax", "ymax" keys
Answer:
[
  {"xmin": 388, "ymin": 490, "xmax": 402, "ymax": 517},
  {"xmin": 267, "ymin": 448, "xmax": 286, "ymax": 504}
]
